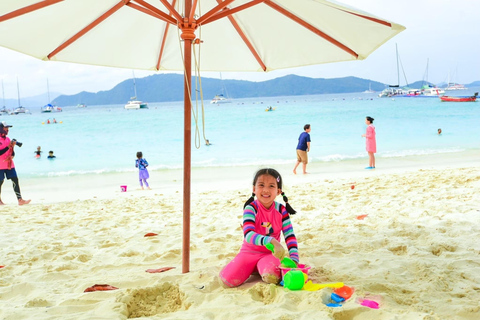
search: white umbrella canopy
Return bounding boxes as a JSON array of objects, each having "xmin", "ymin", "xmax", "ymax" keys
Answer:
[
  {"xmin": 0, "ymin": 0, "xmax": 404, "ymax": 72},
  {"xmin": 0, "ymin": 0, "xmax": 404, "ymax": 273}
]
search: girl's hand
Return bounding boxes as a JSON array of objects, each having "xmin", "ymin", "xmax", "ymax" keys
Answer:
[
  {"xmin": 361, "ymin": 134, "xmax": 366, "ymax": 137},
  {"xmin": 270, "ymin": 239, "xmax": 286, "ymax": 261}
]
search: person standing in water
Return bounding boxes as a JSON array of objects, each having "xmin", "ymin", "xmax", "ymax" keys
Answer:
[
  {"xmin": 362, "ymin": 116, "xmax": 376, "ymax": 169},
  {"xmin": 34, "ymin": 146, "xmax": 42, "ymax": 158}
]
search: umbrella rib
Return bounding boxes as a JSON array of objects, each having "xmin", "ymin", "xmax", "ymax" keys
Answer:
[
  {"xmin": 0, "ymin": 0, "xmax": 63, "ymax": 23},
  {"xmin": 196, "ymin": 0, "xmax": 235, "ymax": 25},
  {"xmin": 47, "ymin": 1, "xmax": 128, "ymax": 60},
  {"xmin": 156, "ymin": 0, "xmax": 178, "ymax": 70},
  {"xmin": 264, "ymin": 0, "xmax": 358, "ymax": 59},
  {"xmin": 335, "ymin": 8, "xmax": 392, "ymax": 27},
  {"xmin": 157, "ymin": 0, "xmax": 183, "ymax": 22},
  {"xmin": 127, "ymin": 2, "xmax": 177, "ymax": 25},
  {"xmin": 224, "ymin": 12, "xmax": 266, "ymax": 71},
  {"xmin": 130, "ymin": 0, "xmax": 178, "ymax": 25},
  {"xmin": 199, "ymin": 0, "xmax": 265, "ymax": 26}
]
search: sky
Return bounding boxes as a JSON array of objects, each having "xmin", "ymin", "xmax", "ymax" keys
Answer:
[{"xmin": 1, "ymin": 0, "xmax": 479, "ymax": 99}]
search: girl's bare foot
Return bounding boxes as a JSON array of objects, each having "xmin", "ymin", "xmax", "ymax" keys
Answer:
[
  {"xmin": 0, "ymin": 200, "xmax": 5, "ymax": 205},
  {"xmin": 18, "ymin": 199, "xmax": 31, "ymax": 206}
]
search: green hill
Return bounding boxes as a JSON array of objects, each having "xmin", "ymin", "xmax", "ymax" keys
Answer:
[{"xmin": 51, "ymin": 74, "xmax": 387, "ymax": 106}]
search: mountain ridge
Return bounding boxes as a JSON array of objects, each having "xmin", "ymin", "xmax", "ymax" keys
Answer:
[{"xmin": 4, "ymin": 74, "xmax": 479, "ymax": 108}]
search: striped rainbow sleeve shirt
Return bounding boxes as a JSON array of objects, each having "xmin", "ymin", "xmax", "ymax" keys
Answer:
[{"xmin": 243, "ymin": 201, "xmax": 299, "ymax": 263}]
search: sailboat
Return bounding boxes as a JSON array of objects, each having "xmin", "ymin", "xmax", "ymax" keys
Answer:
[
  {"xmin": 378, "ymin": 44, "xmax": 408, "ymax": 98},
  {"xmin": 363, "ymin": 83, "xmax": 375, "ymax": 93},
  {"xmin": 12, "ymin": 78, "xmax": 30, "ymax": 115},
  {"xmin": 211, "ymin": 73, "xmax": 232, "ymax": 104},
  {"xmin": 445, "ymin": 68, "xmax": 468, "ymax": 91},
  {"xmin": 41, "ymin": 78, "xmax": 62, "ymax": 113},
  {"xmin": 125, "ymin": 71, "xmax": 148, "ymax": 109},
  {"xmin": 1, "ymin": 80, "xmax": 8, "ymax": 115},
  {"xmin": 418, "ymin": 59, "xmax": 445, "ymax": 97}
]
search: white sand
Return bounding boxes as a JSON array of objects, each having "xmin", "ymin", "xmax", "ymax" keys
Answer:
[{"xmin": 1, "ymin": 152, "xmax": 480, "ymax": 319}]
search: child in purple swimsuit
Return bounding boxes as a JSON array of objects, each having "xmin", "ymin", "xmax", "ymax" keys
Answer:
[
  {"xmin": 135, "ymin": 151, "xmax": 150, "ymax": 190},
  {"xmin": 220, "ymin": 168, "xmax": 299, "ymax": 287}
]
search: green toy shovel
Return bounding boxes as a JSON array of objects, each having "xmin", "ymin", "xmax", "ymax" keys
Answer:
[{"xmin": 266, "ymin": 243, "xmax": 297, "ymax": 268}]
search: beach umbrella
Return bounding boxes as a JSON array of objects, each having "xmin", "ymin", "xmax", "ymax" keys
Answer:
[{"xmin": 0, "ymin": 0, "xmax": 404, "ymax": 273}]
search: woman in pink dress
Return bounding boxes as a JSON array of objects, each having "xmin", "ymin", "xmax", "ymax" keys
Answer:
[{"xmin": 362, "ymin": 116, "xmax": 376, "ymax": 169}]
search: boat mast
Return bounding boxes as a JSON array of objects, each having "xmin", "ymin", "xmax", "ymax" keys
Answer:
[
  {"xmin": 396, "ymin": 43, "xmax": 400, "ymax": 86},
  {"xmin": 47, "ymin": 78, "xmax": 51, "ymax": 103},
  {"xmin": 132, "ymin": 70, "xmax": 137, "ymax": 99},
  {"xmin": 1, "ymin": 79, "xmax": 5, "ymax": 108},
  {"xmin": 220, "ymin": 72, "xmax": 230, "ymax": 98},
  {"xmin": 16, "ymin": 77, "xmax": 21, "ymax": 107}
]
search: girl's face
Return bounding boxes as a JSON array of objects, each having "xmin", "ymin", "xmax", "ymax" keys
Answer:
[
  {"xmin": 365, "ymin": 118, "xmax": 371, "ymax": 125},
  {"xmin": 253, "ymin": 174, "xmax": 281, "ymax": 209}
]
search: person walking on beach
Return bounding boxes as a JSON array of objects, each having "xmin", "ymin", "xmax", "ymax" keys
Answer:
[
  {"xmin": 135, "ymin": 151, "xmax": 150, "ymax": 190},
  {"xmin": 0, "ymin": 121, "xmax": 31, "ymax": 205},
  {"xmin": 362, "ymin": 116, "xmax": 376, "ymax": 169},
  {"xmin": 220, "ymin": 168, "xmax": 299, "ymax": 288},
  {"xmin": 293, "ymin": 124, "xmax": 311, "ymax": 174}
]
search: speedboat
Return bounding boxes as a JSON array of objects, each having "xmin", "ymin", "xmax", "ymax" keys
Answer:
[
  {"xmin": 125, "ymin": 99, "xmax": 148, "ymax": 109},
  {"xmin": 210, "ymin": 94, "xmax": 231, "ymax": 104},
  {"xmin": 440, "ymin": 92, "xmax": 478, "ymax": 102}
]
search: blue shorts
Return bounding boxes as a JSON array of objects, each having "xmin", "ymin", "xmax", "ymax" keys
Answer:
[{"xmin": 0, "ymin": 168, "xmax": 17, "ymax": 180}]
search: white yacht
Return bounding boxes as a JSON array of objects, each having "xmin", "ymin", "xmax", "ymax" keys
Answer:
[
  {"xmin": 125, "ymin": 98, "xmax": 148, "ymax": 109},
  {"xmin": 210, "ymin": 94, "xmax": 231, "ymax": 104},
  {"xmin": 125, "ymin": 71, "xmax": 148, "ymax": 109}
]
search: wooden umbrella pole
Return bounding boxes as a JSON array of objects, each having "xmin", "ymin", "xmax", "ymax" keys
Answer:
[{"xmin": 181, "ymin": 14, "xmax": 195, "ymax": 274}]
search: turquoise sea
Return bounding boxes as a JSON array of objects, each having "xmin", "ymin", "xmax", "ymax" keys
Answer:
[{"xmin": 5, "ymin": 89, "xmax": 480, "ymax": 179}]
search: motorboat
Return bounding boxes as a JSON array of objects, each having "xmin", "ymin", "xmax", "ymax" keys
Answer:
[
  {"xmin": 420, "ymin": 85, "xmax": 445, "ymax": 96},
  {"xmin": 77, "ymin": 103, "xmax": 87, "ymax": 108},
  {"xmin": 210, "ymin": 94, "xmax": 231, "ymax": 104},
  {"xmin": 440, "ymin": 92, "xmax": 477, "ymax": 102},
  {"xmin": 125, "ymin": 99, "xmax": 148, "ymax": 109}
]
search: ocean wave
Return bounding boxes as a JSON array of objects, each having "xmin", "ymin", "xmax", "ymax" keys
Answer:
[
  {"xmin": 380, "ymin": 148, "xmax": 465, "ymax": 158},
  {"xmin": 20, "ymin": 147, "xmax": 472, "ymax": 178}
]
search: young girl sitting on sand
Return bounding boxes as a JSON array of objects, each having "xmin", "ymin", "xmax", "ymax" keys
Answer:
[{"xmin": 220, "ymin": 168, "xmax": 299, "ymax": 287}]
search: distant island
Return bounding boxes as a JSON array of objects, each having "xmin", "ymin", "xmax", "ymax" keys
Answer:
[{"xmin": 8, "ymin": 74, "xmax": 479, "ymax": 108}]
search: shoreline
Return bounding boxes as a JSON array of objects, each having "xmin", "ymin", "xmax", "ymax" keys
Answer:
[{"xmin": 8, "ymin": 149, "xmax": 480, "ymax": 205}]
